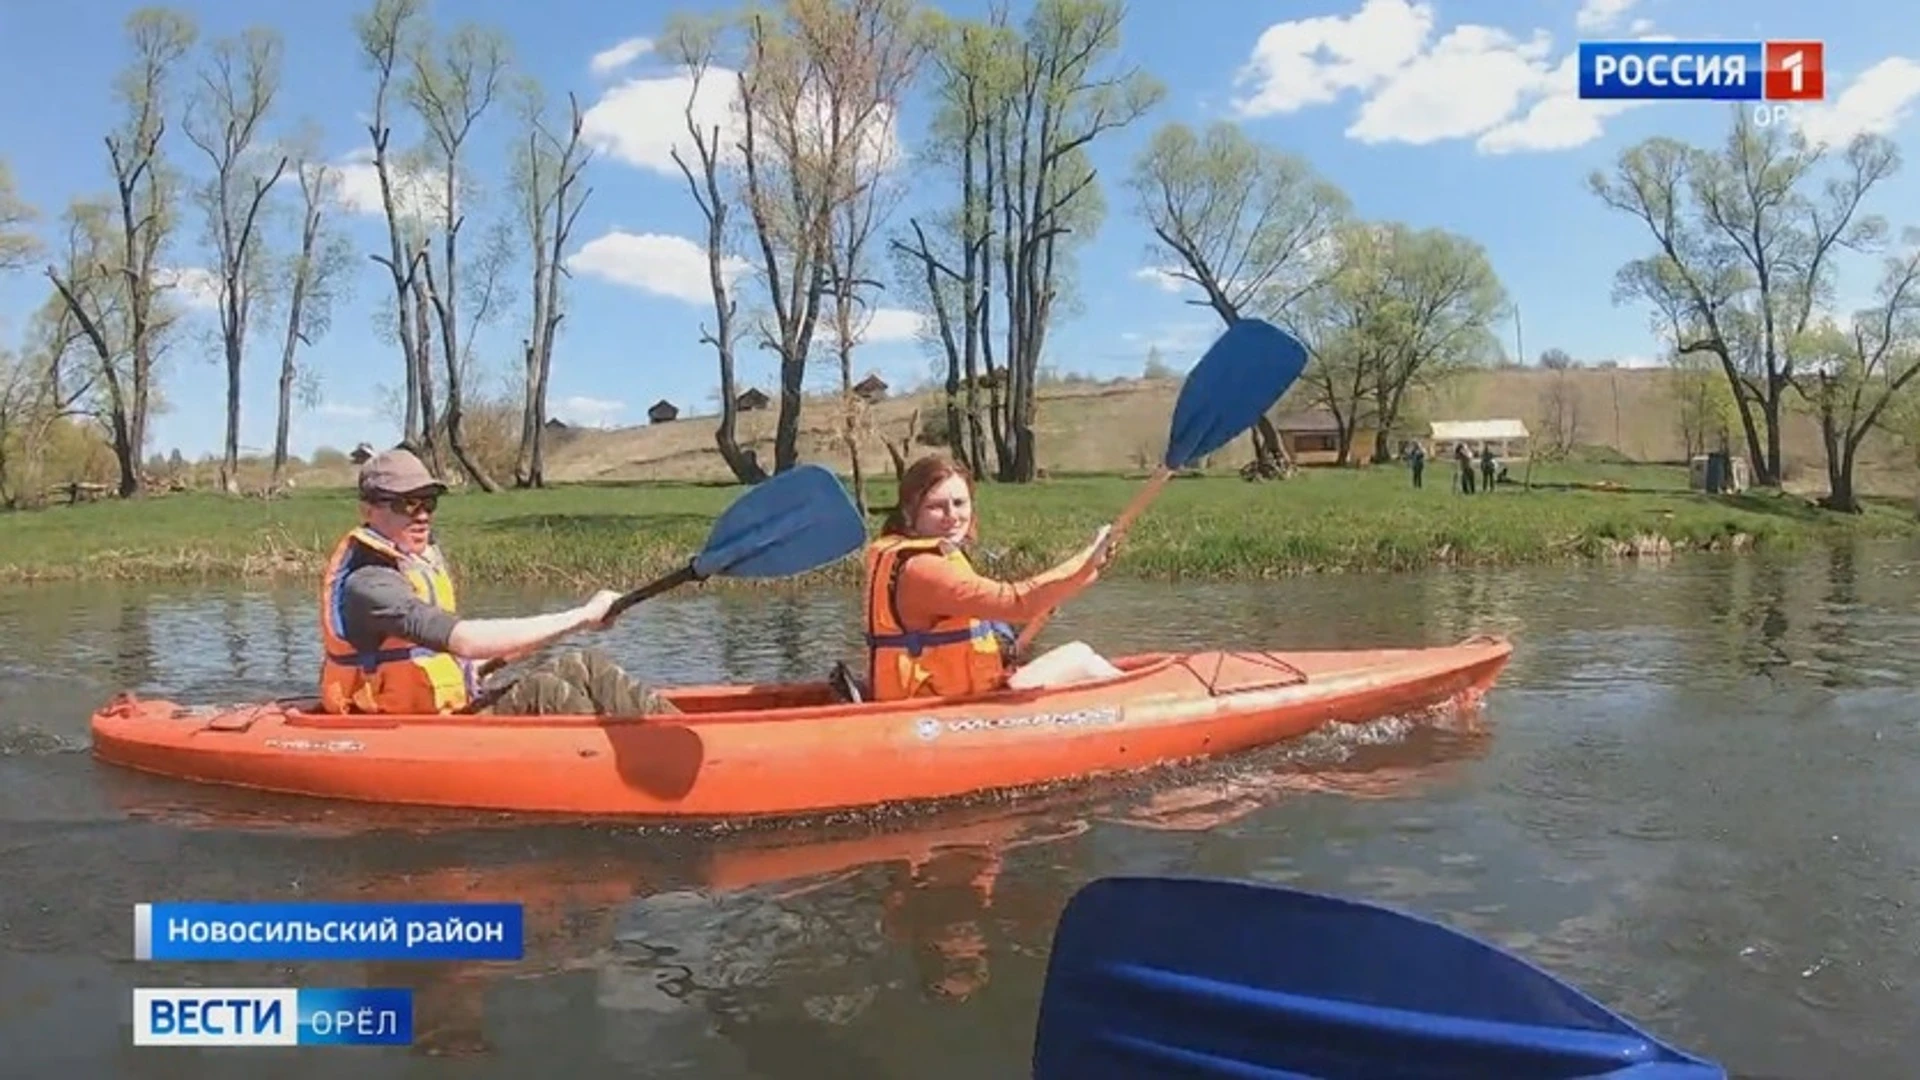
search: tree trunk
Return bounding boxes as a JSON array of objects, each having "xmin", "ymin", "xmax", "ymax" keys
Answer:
[
  {"xmin": 408, "ymin": 271, "xmax": 441, "ymax": 472},
  {"xmin": 774, "ymin": 357, "xmax": 805, "ymax": 474},
  {"xmin": 515, "ymin": 338, "xmax": 540, "ymax": 487},
  {"xmin": 270, "ymin": 225, "xmax": 312, "ymax": 494},
  {"xmin": 220, "ymin": 333, "xmax": 243, "ymax": 494}
]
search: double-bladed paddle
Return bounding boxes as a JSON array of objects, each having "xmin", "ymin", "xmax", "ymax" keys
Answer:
[
  {"xmin": 1012, "ymin": 318, "xmax": 1308, "ymax": 656},
  {"xmin": 1033, "ymin": 875, "xmax": 1728, "ymax": 1080},
  {"xmin": 464, "ymin": 464, "xmax": 866, "ymax": 712}
]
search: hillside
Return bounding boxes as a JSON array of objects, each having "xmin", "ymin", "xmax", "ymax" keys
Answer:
[{"xmin": 532, "ymin": 367, "xmax": 1918, "ymax": 495}]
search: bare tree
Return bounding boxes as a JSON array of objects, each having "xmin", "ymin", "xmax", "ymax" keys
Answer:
[
  {"xmin": 889, "ymin": 19, "xmax": 1011, "ymax": 478},
  {"xmin": 0, "ymin": 313, "xmax": 101, "ymax": 506},
  {"xmin": 1590, "ymin": 111, "xmax": 1897, "ymax": 486},
  {"xmin": 183, "ymin": 26, "xmax": 288, "ymax": 493},
  {"xmin": 1537, "ymin": 366, "xmax": 1581, "ymax": 457},
  {"xmin": 1, "ymin": 159, "xmax": 78, "ymax": 505},
  {"xmin": 1801, "ymin": 233, "xmax": 1920, "ymax": 512},
  {"xmin": 1286, "ymin": 222, "xmax": 1505, "ymax": 463},
  {"xmin": 979, "ymin": 0, "xmax": 1161, "ymax": 481},
  {"xmin": 406, "ymin": 21, "xmax": 512, "ymax": 491},
  {"xmin": 1128, "ymin": 120, "xmax": 1348, "ymax": 472},
  {"xmin": 707, "ymin": 0, "xmax": 913, "ymax": 475},
  {"xmin": 270, "ymin": 133, "xmax": 354, "ymax": 493},
  {"xmin": 0, "ymin": 160, "xmax": 41, "ymax": 273},
  {"xmin": 800, "ymin": 0, "xmax": 921, "ymax": 511},
  {"xmin": 662, "ymin": 14, "xmax": 763, "ymax": 485},
  {"xmin": 45, "ymin": 8, "xmax": 196, "ymax": 497},
  {"xmin": 354, "ymin": 0, "xmax": 438, "ymax": 466},
  {"xmin": 510, "ymin": 82, "xmax": 592, "ymax": 488}
]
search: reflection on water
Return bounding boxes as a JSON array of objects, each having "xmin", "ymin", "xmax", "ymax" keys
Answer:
[{"xmin": 2, "ymin": 538, "xmax": 1920, "ymax": 1077}]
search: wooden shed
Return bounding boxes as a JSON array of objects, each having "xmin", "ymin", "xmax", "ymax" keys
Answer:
[
  {"xmin": 648, "ymin": 400, "xmax": 680, "ymax": 424},
  {"xmin": 1273, "ymin": 409, "xmax": 1375, "ymax": 466}
]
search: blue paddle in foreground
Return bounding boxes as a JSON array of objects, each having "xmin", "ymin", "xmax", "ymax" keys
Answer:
[
  {"xmin": 1033, "ymin": 876, "xmax": 1728, "ymax": 1080},
  {"xmin": 1014, "ymin": 317, "xmax": 1307, "ymax": 655},
  {"xmin": 466, "ymin": 465, "xmax": 865, "ymax": 709}
]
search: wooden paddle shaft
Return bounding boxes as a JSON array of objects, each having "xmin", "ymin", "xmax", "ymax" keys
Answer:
[{"xmin": 1013, "ymin": 467, "xmax": 1171, "ymax": 654}]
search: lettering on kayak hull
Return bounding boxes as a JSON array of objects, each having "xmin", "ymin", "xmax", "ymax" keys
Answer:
[
  {"xmin": 263, "ymin": 738, "xmax": 366, "ymax": 754},
  {"xmin": 940, "ymin": 706, "xmax": 1122, "ymax": 735}
]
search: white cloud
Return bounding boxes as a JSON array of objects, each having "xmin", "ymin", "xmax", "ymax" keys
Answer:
[
  {"xmin": 156, "ymin": 267, "xmax": 221, "ymax": 311},
  {"xmin": 590, "ymin": 36, "xmax": 653, "ymax": 77},
  {"xmin": 1791, "ymin": 57, "xmax": 1920, "ymax": 149},
  {"xmin": 1477, "ymin": 52, "xmax": 1649, "ymax": 154},
  {"xmin": 568, "ymin": 230, "xmax": 750, "ymax": 304},
  {"xmin": 1121, "ymin": 263, "xmax": 1182, "ymax": 292},
  {"xmin": 1628, "ymin": 17, "xmax": 1654, "ymax": 33},
  {"xmin": 581, "ymin": 63, "xmax": 902, "ymax": 179},
  {"xmin": 1231, "ymin": 0, "xmax": 1668, "ymax": 154},
  {"xmin": 553, "ymin": 395, "xmax": 626, "ymax": 427},
  {"xmin": 1232, "ymin": 0, "xmax": 1433, "ymax": 118},
  {"xmin": 582, "ymin": 69, "xmax": 736, "ymax": 176},
  {"xmin": 814, "ymin": 306, "xmax": 926, "ymax": 349},
  {"xmin": 329, "ymin": 148, "xmax": 446, "ymax": 222},
  {"xmin": 1134, "ymin": 266, "xmax": 1186, "ymax": 293},
  {"xmin": 1348, "ymin": 24, "xmax": 1556, "ymax": 146},
  {"xmin": 1574, "ymin": 0, "xmax": 1639, "ymax": 32}
]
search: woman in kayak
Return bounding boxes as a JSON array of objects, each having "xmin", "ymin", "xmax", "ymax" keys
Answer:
[{"xmin": 863, "ymin": 451, "xmax": 1123, "ymax": 701}]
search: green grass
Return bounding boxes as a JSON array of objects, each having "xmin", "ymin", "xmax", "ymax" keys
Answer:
[{"xmin": 2, "ymin": 462, "xmax": 1912, "ymax": 586}]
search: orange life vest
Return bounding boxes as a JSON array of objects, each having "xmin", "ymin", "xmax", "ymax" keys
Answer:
[
  {"xmin": 863, "ymin": 535, "xmax": 1011, "ymax": 701},
  {"xmin": 317, "ymin": 526, "xmax": 476, "ymax": 714}
]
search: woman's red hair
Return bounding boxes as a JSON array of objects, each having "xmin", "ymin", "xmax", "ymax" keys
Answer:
[{"xmin": 883, "ymin": 452, "xmax": 976, "ymax": 539}]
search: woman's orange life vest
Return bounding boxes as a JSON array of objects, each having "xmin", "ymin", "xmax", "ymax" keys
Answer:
[
  {"xmin": 863, "ymin": 535, "xmax": 1012, "ymax": 701},
  {"xmin": 317, "ymin": 526, "xmax": 477, "ymax": 714}
]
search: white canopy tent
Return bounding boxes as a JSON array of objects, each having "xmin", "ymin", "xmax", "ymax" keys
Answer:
[
  {"xmin": 1428, "ymin": 419, "xmax": 1530, "ymax": 448},
  {"xmin": 1427, "ymin": 419, "xmax": 1533, "ymax": 488}
]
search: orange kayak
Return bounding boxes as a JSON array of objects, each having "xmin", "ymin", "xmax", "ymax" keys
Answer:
[{"xmin": 88, "ymin": 635, "xmax": 1512, "ymax": 821}]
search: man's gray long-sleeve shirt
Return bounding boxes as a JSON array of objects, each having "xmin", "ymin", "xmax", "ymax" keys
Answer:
[{"xmin": 337, "ymin": 565, "xmax": 460, "ymax": 655}]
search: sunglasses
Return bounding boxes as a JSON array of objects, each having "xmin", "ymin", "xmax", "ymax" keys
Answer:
[{"xmin": 380, "ymin": 494, "xmax": 439, "ymax": 515}]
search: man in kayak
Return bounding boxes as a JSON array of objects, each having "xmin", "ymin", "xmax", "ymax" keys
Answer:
[
  {"xmin": 860, "ymin": 451, "xmax": 1121, "ymax": 702},
  {"xmin": 317, "ymin": 447, "xmax": 675, "ymax": 717}
]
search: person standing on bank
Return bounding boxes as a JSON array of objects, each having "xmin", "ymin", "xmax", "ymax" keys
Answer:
[
  {"xmin": 1455, "ymin": 442, "xmax": 1475, "ymax": 494},
  {"xmin": 316, "ymin": 447, "xmax": 675, "ymax": 717}
]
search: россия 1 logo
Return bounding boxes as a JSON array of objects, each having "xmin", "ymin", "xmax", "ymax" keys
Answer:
[{"xmin": 1578, "ymin": 39, "xmax": 1824, "ymax": 126}]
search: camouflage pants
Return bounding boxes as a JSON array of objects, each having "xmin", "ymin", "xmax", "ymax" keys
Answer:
[{"xmin": 481, "ymin": 648, "xmax": 677, "ymax": 717}]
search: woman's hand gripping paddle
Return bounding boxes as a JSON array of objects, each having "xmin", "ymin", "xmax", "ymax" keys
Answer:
[
  {"xmin": 1010, "ymin": 318, "xmax": 1308, "ymax": 657},
  {"xmin": 1033, "ymin": 876, "xmax": 1729, "ymax": 1080},
  {"xmin": 465, "ymin": 465, "xmax": 867, "ymax": 711}
]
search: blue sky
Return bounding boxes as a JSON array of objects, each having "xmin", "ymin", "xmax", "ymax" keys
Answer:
[{"xmin": 1, "ymin": 0, "xmax": 1916, "ymax": 461}]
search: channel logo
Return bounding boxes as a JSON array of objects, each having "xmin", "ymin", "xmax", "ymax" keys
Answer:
[
  {"xmin": 1578, "ymin": 40, "xmax": 1824, "ymax": 101},
  {"xmin": 131, "ymin": 988, "xmax": 411, "ymax": 1046}
]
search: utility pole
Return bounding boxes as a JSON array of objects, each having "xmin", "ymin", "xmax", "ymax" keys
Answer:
[{"xmin": 1512, "ymin": 303, "xmax": 1525, "ymax": 365}]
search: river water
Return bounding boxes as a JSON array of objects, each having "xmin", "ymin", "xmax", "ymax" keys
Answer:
[{"xmin": 2, "ymin": 541, "xmax": 1918, "ymax": 1078}]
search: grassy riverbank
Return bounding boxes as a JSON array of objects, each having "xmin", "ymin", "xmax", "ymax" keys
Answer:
[{"xmin": 2, "ymin": 461, "xmax": 1914, "ymax": 586}]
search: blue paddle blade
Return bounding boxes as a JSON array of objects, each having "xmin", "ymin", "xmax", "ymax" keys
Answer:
[
  {"xmin": 1166, "ymin": 318, "xmax": 1308, "ymax": 468},
  {"xmin": 1034, "ymin": 876, "xmax": 1727, "ymax": 1080},
  {"xmin": 690, "ymin": 464, "xmax": 867, "ymax": 579}
]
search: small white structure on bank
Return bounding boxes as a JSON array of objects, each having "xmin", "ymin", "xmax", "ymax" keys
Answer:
[{"xmin": 1427, "ymin": 419, "xmax": 1530, "ymax": 459}]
